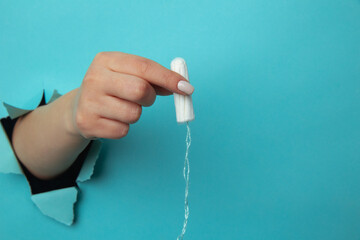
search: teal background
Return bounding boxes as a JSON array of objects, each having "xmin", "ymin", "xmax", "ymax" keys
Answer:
[{"xmin": 0, "ymin": 0, "xmax": 360, "ymax": 239}]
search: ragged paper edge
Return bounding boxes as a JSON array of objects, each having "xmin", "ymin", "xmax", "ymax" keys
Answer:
[
  {"xmin": 31, "ymin": 187, "xmax": 78, "ymax": 226},
  {"xmin": 77, "ymin": 140, "xmax": 102, "ymax": 182},
  {"xmin": 0, "ymin": 89, "xmax": 103, "ymax": 226},
  {"xmin": 0, "ymin": 124, "xmax": 22, "ymax": 174}
]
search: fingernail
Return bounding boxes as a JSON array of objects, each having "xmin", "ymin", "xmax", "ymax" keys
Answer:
[{"xmin": 177, "ymin": 80, "xmax": 194, "ymax": 95}]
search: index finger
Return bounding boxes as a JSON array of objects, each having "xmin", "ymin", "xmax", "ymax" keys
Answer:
[{"xmin": 95, "ymin": 52, "xmax": 194, "ymax": 95}]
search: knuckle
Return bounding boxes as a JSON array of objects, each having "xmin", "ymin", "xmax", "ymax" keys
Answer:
[
  {"xmin": 133, "ymin": 81, "xmax": 149, "ymax": 101},
  {"xmin": 149, "ymin": 94, "xmax": 156, "ymax": 106},
  {"xmin": 115, "ymin": 124, "xmax": 129, "ymax": 138},
  {"xmin": 83, "ymin": 75, "xmax": 95, "ymax": 85},
  {"xmin": 136, "ymin": 59, "xmax": 152, "ymax": 75},
  {"xmin": 94, "ymin": 51, "xmax": 109, "ymax": 62},
  {"xmin": 83, "ymin": 71, "xmax": 100, "ymax": 85},
  {"xmin": 75, "ymin": 112, "xmax": 88, "ymax": 133},
  {"xmin": 128, "ymin": 105, "xmax": 142, "ymax": 123}
]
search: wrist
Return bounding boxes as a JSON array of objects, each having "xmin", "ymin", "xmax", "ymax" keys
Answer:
[{"xmin": 63, "ymin": 88, "xmax": 88, "ymax": 140}]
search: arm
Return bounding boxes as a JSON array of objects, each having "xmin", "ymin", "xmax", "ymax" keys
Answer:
[
  {"xmin": 11, "ymin": 52, "xmax": 194, "ymax": 180},
  {"xmin": 12, "ymin": 88, "xmax": 90, "ymax": 179}
]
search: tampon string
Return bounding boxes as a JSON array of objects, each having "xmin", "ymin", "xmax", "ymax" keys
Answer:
[{"xmin": 177, "ymin": 122, "xmax": 192, "ymax": 240}]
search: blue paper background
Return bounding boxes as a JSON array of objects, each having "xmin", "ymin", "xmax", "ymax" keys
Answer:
[{"xmin": 1, "ymin": 0, "xmax": 360, "ymax": 239}]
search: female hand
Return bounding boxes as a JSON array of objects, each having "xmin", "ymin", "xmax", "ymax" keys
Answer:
[{"xmin": 70, "ymin": 52, "xmax": 195, "ymax": 139}]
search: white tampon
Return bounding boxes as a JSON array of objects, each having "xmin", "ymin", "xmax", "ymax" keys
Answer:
[{"xmin": 171, "ymin": 57, "xmax": 195, "ymax": 123}]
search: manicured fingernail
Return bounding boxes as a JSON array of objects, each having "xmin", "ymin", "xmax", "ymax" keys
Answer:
[{"xmin": 177, "ymin": 80, "xmax": 194, "ymax": 95}]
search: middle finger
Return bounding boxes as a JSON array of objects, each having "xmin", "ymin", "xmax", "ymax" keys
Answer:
[{"xmin": 104, "ymin": 70, "xmax": 156, "ymax": 107}]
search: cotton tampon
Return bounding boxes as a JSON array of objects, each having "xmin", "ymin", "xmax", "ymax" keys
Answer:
[{"xmin": 171, "ymin": 58, "xmax": 195, "ymax": 123}]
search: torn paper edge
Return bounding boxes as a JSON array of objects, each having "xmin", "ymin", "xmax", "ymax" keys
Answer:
[
  {"xmin": 77, "ymin": 140, "xmax": 103, "ymax": 182},
  {"xmin": 31, "ymin": 187, "xmax": 78, "ymax": 226},
  {"xmin": 0, "ymin": 89, "xmax": 103, "ymax": 226},
  {"xmin": 0, "ymin": 123, "xmax": 22, "ymax": 174}
]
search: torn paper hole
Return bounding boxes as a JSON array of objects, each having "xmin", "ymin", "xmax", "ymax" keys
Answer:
[{"xmin": 0, "ymin": 89, "xmax": 102, "ymax": 225}]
